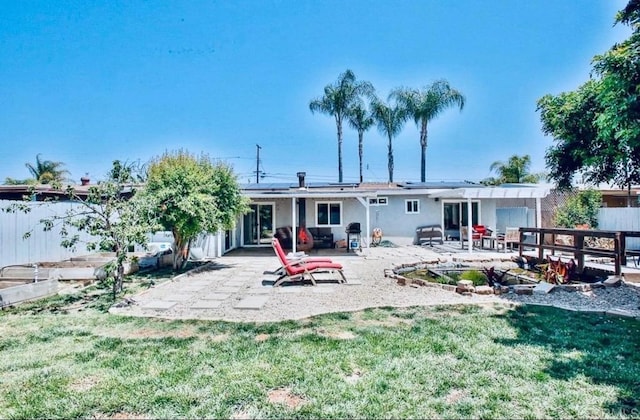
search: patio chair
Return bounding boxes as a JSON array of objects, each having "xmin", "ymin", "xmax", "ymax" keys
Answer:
[
  {"xmin": 269, "ymin": 238, "xmax": 333, "ymax": 274},
  {"xmin": 271, "ymin": 238, "xmax": 346, "ymax": 286},
  {"xmin": 497, "ymin": 227, "xmax": 520, "ymax": 252},
  {"xmin": 460, "ymin": 226, "xmax": 482, "ymax": 248}
]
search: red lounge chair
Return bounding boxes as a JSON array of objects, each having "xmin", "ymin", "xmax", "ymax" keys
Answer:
[
  {"xmin": 271, "ymin": 238, "xmax": 347, "ymax": 286},
  {"xmin": 272, "ymin": 237, "xmax": 333, "ymax": 268}
]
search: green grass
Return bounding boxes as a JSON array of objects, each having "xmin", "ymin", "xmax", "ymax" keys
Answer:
[{"xmin": 1, "ymin": 288, "xmax": 639, "ymax": 418}]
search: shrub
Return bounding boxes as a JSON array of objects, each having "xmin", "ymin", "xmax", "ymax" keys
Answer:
[
  {"xmin": 460, "ymin": 270, "xmax": 488, "ymax": 286},
  {"xmin": 555, "ymin": 189, "xmax": 602, "ymax": 228}
]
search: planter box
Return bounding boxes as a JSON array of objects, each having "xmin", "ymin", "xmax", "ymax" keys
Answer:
[{"xmin": 0, "ymin": 279, "xmax": 58, "ymax": 307}]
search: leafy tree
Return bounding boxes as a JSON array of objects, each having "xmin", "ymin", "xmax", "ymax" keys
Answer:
[
  {"xmin": 538, "ymin": 1, "xmax": 640, "ymax": 205},
  {"xmin": 5, "ymin": 161, "xmax": 159, "ymax": 299},
  {"xmin": 481, "ymin": 154, "xmax": 543, "ymax": 185},
  {"xmin": 4, "ymin": 177, "xmax": 36, "ymax": 185},
  {"xmin": 309, "ymin": 69, "xmax": 374, "ymax": 183},
  {"xmin": 25, "ymin": 154, "xmax": 71, "ymax": 184},
  {"xmin": 370, "ymin": 96, "xmax": 408, "ymax": 183},
  {"xmin": 392, "ymin": 80, "xmax": 465, "ymax": 182},
  {"xmin": 555, "ymin": 189, "xmax": 602, "ymax": 228},
  {"xmin": 346, "ymin": 103, "xmax": 374, "ymax": 183},
  {"xmin": 141, "ymin": 150, "xmax": 249, "ymax": 270}
]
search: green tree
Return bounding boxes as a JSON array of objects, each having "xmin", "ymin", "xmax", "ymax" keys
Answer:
[
  {"xmin": 25, "ymin": 154, "xmax": 71, "ymax": 184},
  {"xmin": 392, "ymin": 80, "xmax": 465, "ymax": 182},
  {"xmin": 537, "ymin": 1, "xmax": 640, "ymax": 205},
  {"xmin": 346, "ymin": 103, "xmax": 374, "ymax": 183},
  {"xmin": 555, "ymin": 189, "xmax": 602, "ymax": 228},
  {"xmin": 482, "ymin": 154, "xmax": 543, "ymax": 185},
  {"xmin": 309, "ymin": 69, "xmax": 374, "ymax": 183},
  {"xmin": 141, "ymin": 150, "xmax": 249, "ymax": 270},
  {"xmin": 370, "ymin": 96, "xmax": 408, "ymax": 183},
  {"xmin": 6, "ymin": 161, "xmax": 159, "ymax": 299},
  {"xmin": 3, "ymin": 177, "xmax": 36, "ymax": 185}
]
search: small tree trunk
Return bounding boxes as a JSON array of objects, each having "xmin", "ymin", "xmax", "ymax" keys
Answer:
[
  {"xmin": 420, "ymin": 121, "xmax": 428, "ymax": 183},
  {"xmin": 388, "ymin": 135, "xmax": 394, "ymax": 183},
  {"xmin": 337, "ymin": 116, "xmax": 343, "ymax": 183},
  {"xmin": 358, "ymin": 130, "xmax": 364, "ymax": 183}
]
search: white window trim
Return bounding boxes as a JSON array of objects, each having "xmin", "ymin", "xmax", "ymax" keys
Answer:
[
  {"xmin": 405, "ymin": 199, "xmax": 420, "ymax": 214},
  {"xmin": 369, "ymin": 196, "xmax": 388, "ymax": 206},
  {"xmin": 316, "ymin": 201, "xmax": 343, "ymax": 226}
]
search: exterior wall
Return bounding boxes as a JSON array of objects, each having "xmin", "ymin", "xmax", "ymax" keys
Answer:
[{"xmin": 598, "ymin": 207, "xmax": 640, "ymax": 248}]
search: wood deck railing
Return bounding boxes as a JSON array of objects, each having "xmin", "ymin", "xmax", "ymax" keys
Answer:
[{"xmin": 517, "ymin": 227, "xmax": 640, "ymax": 275}]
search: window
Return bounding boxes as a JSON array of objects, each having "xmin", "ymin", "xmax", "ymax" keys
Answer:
[
  {"xmin": 316, "ymin": 202, "xmax": 342, "ymax": 226},
  {"xmin": 368, "ymin": 197, "xmax": 388, "ymax": 206},
  {"xmin": 405, "ymin": 199, "xmax": 420, "ymax": 214}
]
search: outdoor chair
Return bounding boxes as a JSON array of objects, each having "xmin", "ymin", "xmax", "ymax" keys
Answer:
[
  {"xmin": 460, "ymin": 226, "xmax": 482, "ymax": 248},
  {"xmin": 271, "ymin": 238, "xmax": 346, "ymax": 286},
  {"xmin": 270, "ymin": 238, "xmax": 333, "ymax": 274},
  {"xmin": 497, "ymin": 227, "xmax": 520, "ymax": 252}
]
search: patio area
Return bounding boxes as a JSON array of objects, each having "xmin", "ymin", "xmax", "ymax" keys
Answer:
[{"xmin": 109, "ymin": 244, "xmax": 640, "ymax": 323}]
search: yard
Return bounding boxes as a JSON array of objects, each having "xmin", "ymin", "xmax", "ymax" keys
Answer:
[{"xmin": 1, "ymin": 277, "xmax": 639, "ymax": 419}]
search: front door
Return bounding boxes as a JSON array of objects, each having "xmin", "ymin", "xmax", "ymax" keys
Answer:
[{"xmin": 243, "ymin": 203, "xmax": 275, "ymax": 246}]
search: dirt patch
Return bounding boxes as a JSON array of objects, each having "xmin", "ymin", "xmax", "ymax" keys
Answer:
[
  {"xmin": 68, "ymin": 375, "xmax": 100, "ymax": 392},
  {"xmin": 316, "ymin": 329, "xmax": 356, "ymax": 340},
  {"xmin": 344, "ymin": 369, "xmax": 363, "ymax": 384},
  {"xmin": 92, "ymin": 412, "xmax": 151, "ymax": 419},
  {"xmin": 255, "ymin": 333, "xmax": 270, "ymax": 342},
  {"xmin": 445, "ymin": 389, "xmax": 468, "ymax": 404},
  {"xmin": 267, "ymin": 387, "xmax": 307, "ymax": 409}
]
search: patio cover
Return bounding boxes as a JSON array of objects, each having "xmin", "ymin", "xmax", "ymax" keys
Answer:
[
  {"xmin": 428, "ymin": 186, "xmax": 551, "ymax": 253},
  {"xmin": 427, "ymin": 186, "xmax": 551, "ymax": 199}
]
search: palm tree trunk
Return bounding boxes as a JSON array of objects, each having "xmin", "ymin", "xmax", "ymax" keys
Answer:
[
  {"xmin": 387, "ymin": 135, "xmax": 394, "ymax": 183},
  {"xmin": 358, "ymin": 130, "xmax": 364, "ymax": 183},
  {"xmin": 420, "ymin": 121, "xmax": 428, "ymax": 183},
  {"xmin": 336, "ymin": 116, "xmax": 343, "ymax": 183}
]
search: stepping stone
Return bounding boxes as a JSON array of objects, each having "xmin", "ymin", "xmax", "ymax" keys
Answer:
[
  {"xmin": 344, "ymin": 279, "xmax": 362, "ymax": 285},
  {"xmin": 165, "ymin": 293, "xmax": 193, "ymax": 302},
  {"xmin": 190, "ymin": 300, "xmax": 222, "ymax": 309},
  {"xmin": 234, "ymin": 295, "xmax": 270, "ymax": 310},
  {"xmin": 176, "ymin": 284, "xmax": 208, "ymax": 292},
  {"xmin": 246, "ymin": 287, "xmax": 272, "ymax": 295},
  {"xmin": 141, "ymin": 300, "xmax": 177, "ymax": 310},
  {"xmin": 533, "ymin": 282, "xmax": 555, "ymax": 294},
  {"xmin": 202, "ymin": 293, "xmax": 231, "ymax": 301}
]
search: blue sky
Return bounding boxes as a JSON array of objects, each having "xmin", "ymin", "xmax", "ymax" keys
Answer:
[{"xmin": 0, "ymin": 0, "xmax": 631, "ymax": 184}]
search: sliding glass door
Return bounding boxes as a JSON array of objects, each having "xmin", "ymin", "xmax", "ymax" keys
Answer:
[
  {"xmin": 443, "ymin": 201, "xmax": 479, "ymax": 239},
  {"xmin": 243, "ymin": 203, "xmax": 274, "ymax": 246}
]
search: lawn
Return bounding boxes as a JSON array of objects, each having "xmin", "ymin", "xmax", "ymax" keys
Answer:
[{"xmin": 1, "ymin": 279, "xmax": 639, "ymax": 419}]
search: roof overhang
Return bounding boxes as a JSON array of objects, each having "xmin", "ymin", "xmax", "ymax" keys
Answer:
[
  {"xmin": 244, "ymin": 189, "xmax": 377, "ymax": 199},
  {"xmin": 428, "ymin": 186, "xmax": 551, "ymax": 199}
]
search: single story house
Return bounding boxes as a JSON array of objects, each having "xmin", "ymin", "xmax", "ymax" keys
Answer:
[{"xmin": 230, "ymin": 173, "xmax": 551, "ymax": 254}]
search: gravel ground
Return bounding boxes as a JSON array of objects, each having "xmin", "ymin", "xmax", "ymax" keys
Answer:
[{"xmin": 111, "ymin": 246, "xmax": 640, "ymax": 322}]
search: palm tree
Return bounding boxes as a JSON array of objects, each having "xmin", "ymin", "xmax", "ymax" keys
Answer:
[
  {"xmin": 392, "ymin": 80, "xmax": 465, "ymax": 182},
  {"xmin": 346, "ymin": 103, "xmax": 374, "ymax": 183},
  {"xmin": 309, "ymin": 70, "xmax": 374, "ymax": 182},
  {"xmin": 487, "ymin": 154, "xmax": 542, "ymax": 184},
  {"xmin": 370, "ymin": 96, "xmax": 408, "ymax": 183},
  {"xmin": 25, "ymin": 154, "xmax": 70, "ymax": 184}
]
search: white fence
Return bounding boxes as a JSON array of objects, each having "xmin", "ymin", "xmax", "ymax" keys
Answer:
[
  {"xmin": 0, "ymin": 200, "xmax": 98, "ymax": 268},
  {"xmin": 598, "ymin": 207, "xmax": 640, "ymax": 249},
  {"xmin": 1, "ymin": 200, "xmax": 228, "ymax": 268}
]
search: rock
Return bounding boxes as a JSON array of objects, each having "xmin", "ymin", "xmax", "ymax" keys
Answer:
[
  {"xmin": 457, "ymin": 280, "xmax": 473, "ymax": 287},
  {"xmin": 603, "ymin": 276, "xmax": 622, "ymax": 287},
  {"xmin": 475, "ymin": 285, "xmax": 494, "ymax": 295},
  {"xmin": 513, "ymin": 285, "xmax": 533, "ymax": 295},
  {"xmin": 533, "ymin": 282, "xmax": 555, "ymax": 294}
]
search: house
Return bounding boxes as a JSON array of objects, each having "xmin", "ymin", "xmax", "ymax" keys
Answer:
[{"xmin": 233, "ymin": 173, "xmax": 551, "ymax": 254}]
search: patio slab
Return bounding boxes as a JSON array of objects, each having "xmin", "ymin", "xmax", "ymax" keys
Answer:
[
  {"xmin": 141, "ymin": 300, "xmax": 177, "ymax": 310},
  {"xmin": 234, "ymin": 295, "xmax": 270, "ymax": 310},
  {"xmin": 202, "ymin": 293, "xmax": 231, "ymax": 301},
  {"xmin": 190, "ymin": 300, "xmax": 223, "ymax": 309}
]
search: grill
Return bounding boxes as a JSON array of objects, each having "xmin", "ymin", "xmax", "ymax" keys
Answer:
[
  {"xmin": 345, "ymin": 222, "xmax": 361, "ymax": 234},
  {"xmin": 345, "ymin": 222, "xmax": 361, "ymax": 252}
]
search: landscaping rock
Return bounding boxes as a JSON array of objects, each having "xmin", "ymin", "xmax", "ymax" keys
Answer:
[
  {"xmin": 513, "ymin": 285, "xmax": 533, "ymax": 295},
  {"xmin": 603, "ymin": 276, "xmax": 622, "ymax": 287},
  {"xmin": 474, "ymin": 285, "xmax": 494, "ymax": 295},
  {"xmin": 533, "ymin": 282, "xmax": 555, "ymax": 295}
]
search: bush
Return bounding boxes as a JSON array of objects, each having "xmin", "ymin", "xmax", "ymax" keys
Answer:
[
  {"xmin": 555, "ymin": 189, "xmax": 602, "ymax": 228},
  {"xmin": 460, "ymin": 270, "xmax": 488, "ymax": 286}
]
